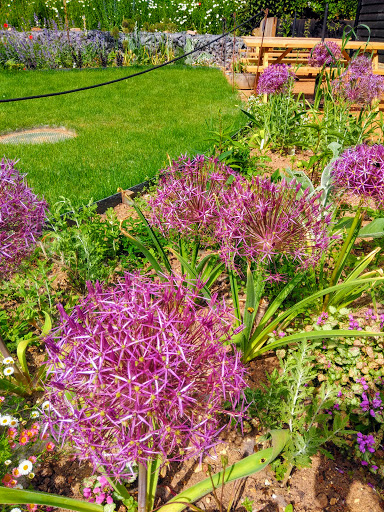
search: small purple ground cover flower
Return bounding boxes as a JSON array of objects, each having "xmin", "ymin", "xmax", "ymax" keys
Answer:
[
  {"xmin": 256, "ymin": 64, "xmax": 296, "ymax": 95},
  {"xmin": 0, "ymin": 158, "xmax": 48, "ymax": 279},
  {"xmin": 357, "ymin": 432, "xmax": 376, "ymax": 454},
  {"xmin": 147, "ymin": 154, "xmax": 243, "ymax": 244},
  {"xmin": 217, "ymin": 177, "xmax": 332, "ymax": 270},
  {"xmin": 44, "ymin": 273, "xmax": 246, "ymax": 478},
  {"xmin": 331, "ymin": 144, "xmax": 384, "ymax": 206},
  {"xmin": 308, "ymin": 41, "xmax": 342, "ymax": 67}
]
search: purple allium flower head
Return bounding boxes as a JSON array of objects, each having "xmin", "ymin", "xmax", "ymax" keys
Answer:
[
  {"xmin": 0, "ymin": 158, "xmax": 48, "ymax": 280},
  {"xmin": 357, "ymin": 432, "xmax": 376, "ymax": 454},
  {"xmin": 43, "ymin": 273, "xmax": 246, "ymax": 478},
  {"xmin": 217, "ymin": 177, "xmax": 332, "ymax": 270},
  {"xmin": 147, "ymin": 154, "xmax": 243, "ymax": 244},
  {"xmin": 348, "ymin": 55, "xmax": 373, "ymax": 76},
  {"xmin": 308, "ymin": 41, "xmax": 342, "ymax": 67},
  {"xmin": 332, "ymin": 55, "xmax": 384, "ymax": 105},
  {"xmin": 331, "ymin": 145, "xmax": 384, "ymax": 206},
  {"xmin": 256, "ymin": 64, "xmax": 296, "ymax": 95}
]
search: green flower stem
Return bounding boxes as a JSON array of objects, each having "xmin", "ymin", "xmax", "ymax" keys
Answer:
[{"xmin": 138, "ymin": 463, "xmax": 147, "ymax": 512}]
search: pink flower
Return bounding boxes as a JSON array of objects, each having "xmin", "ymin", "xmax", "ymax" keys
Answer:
[
  {"xmin": 46, "ymin": 442, "xmax": 55, "ymax": 452},
  {"xmin": 26, "ymin": 505, "xmax": 37, "ymax": 512},
  {"xmin": 106, "ymin": 496, "xmax": 113, "ymax": 505},
  {"xmin": 95, "ymin": 493, "xmax": 105, "ymax": 504},
  {"xmin": 28, "ymin": 456, "xmax": 37, "ymax": 463}
]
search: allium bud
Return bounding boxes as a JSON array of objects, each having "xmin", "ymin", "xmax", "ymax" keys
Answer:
[
  {"xmin": 308, "ymin": 41, "xmax": 341, "ymax": 67},
  {"xmin": 331, "ymin": 144, "xmax": 384, "ymax": 205},
  {"xmin": 44, "ymin": 273, "xmax": 246, "ymax": 478},
  {"xmin": 217, "ymin": 177, "xmax": 332, "ymax": 270},
  {"xmin": 256, "ymin": 64, "xmax": 296, "ymax": 95},
  {"xmin": 0, "ymin": 158, "xmax": 48, "ymax": 280},
  {"xmin": 147, "ymin": 154, "xmax": 243, "ymax": 244}
]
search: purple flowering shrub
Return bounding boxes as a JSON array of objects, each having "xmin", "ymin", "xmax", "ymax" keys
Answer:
[
  {"xmin": 331, "ymin": 144, "xmax": 384, "ymax": 206},
  {"xmin": 0, "ymin": 158, "xmax": 48, "ymax": 280},
  {"xmin": 216, "ymin": 177, "xmax": 332, "ymax": 272},
  {"xmin": 308, "ymin": 41, "xmax": 342, "ymax": 67},
  {"xmin": 256, "ymin": 64, "xmax": 296, "ymax": 95},
  {"xmin": 43, "ymin": 272, "xmax": 246, "ymax": 478},
  {"xmin": 331, "ymin": 55, "xmax": 384, "ymax": 105},
  {"xmin": 147, "ymin": 154, "xmax": 244, "ymax": 244}
]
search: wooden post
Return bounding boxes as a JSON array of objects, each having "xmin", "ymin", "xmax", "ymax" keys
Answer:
[
  {"xmin": 321, "ymin": 2, "xmax": 329, "ymax": 42},
  {"xmin": 63, "ymin": 0, "xmax": 70, "ymax": 44}
]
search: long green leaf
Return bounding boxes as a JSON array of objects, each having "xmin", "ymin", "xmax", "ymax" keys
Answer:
[
  {"xmin": 157, "ymin": 430, "xmax": 289, "ymax": 512},
  {"xmin": 17, "ymin": 339, "xmax": 33, "ymax": 379},
  {"xmin": 240, "ymin": 268, "xmax": 264, "ymax": 353},
  {"xmin": 228, "ymin": 269, "xmax": 241, "ymax": 327},
  {"xmin": 244, "ymin": 277, "xmax": 384, "ymax": 360},
  {"xmin": 252, "ymin": 329, "xmax": 384, "ymax": 358},
  {"xmin": 358, "ymin": 218, "xmax": 384, "ymax": 239},
  {"xmin": 252, "ymin": 273, "xmax": 303, "ymax": 339},
  {"xmin": 204, "ymin": 262, "xmax": 225, "ymax": 290},
  {"xmin": 0, "ymin": 378, "xmax": 28, "ymax": 397},
  {"xmin": 122, "ymin": 231, "xmax": 165, "ymax": 276},
  {"xmin": 130, "ymin": 202, "xmax": 172, "ymax": 274},
  {"xmin": 0, "ymin": 487, "xmax": 103, "ymax": 512},
  {"xmin": 167, "ymin": 248, "xmax": 211, "ymax": 299},
  {"xmin": 147, "ymin": 456, "xmax": 161, "ymax": 512}
]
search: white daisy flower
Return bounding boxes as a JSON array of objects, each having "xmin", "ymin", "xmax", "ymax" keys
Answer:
[
  {"xmin": 13, "ymin": 484, "xmax": 23, "ymax": 489},
  {"xmin": 3, "ymin": 367, "xmax": 14, "ymax": 376},
  {"xmin": 0, "ymin": 415, "xmax": 11, "ymax": 426},
  {"xmin": 41, "ymin": 401, "xmax": 50, "ymax": 411},
  {"xmin": 11, "ymin": 508, "xmax": 22, "ymax": 512},
  {"xmin": 9, "ymin": 417, "xmax": 18, "ymax": 427},
  {"xmin": 4, "ymin": 460, "xmax": 12, "ymax": 465},
  {"xmin": 18, "ymin": 459, "xmax": 33, "ymax": 475},
  {"xmin": 2, "ymin": 357, "xmax": 14, "ymax": 365},
  {"xmin": 31, "ymin": 411, "xmax": 40, "ymax": 419}
]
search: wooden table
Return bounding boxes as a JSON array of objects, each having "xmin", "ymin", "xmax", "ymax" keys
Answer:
[{"xmin": 241, "ymin": 37, "xmax": 384, "ymax": 76}]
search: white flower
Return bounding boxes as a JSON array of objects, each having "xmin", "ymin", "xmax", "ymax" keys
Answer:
[
  {"xmin": 31, "ymin": 411, "xmax": 40, "ymax": 419},
  {"xmin": 14, "ymin": 484, "xmax": 23, "ymax": 489},
  {"xmin": 18, "ymin": 459, "xmax": 33, "ymax": 476},
  {"xmin": 4, "ymin": 460, "xmax": 12, "ymax": 466},
  {"xmin": 2, "ymin": 357, "xmax": 14, "ymax": 365},
  {"xmin": 11, "ymin": 508, "xmax": 22, "ymax": 512},
  {"xmin": 3, "ymin": 367, "xmax": 14, "ymax": 376},
  {"xmin": 9, "ymin": 417, "xmax": 18, "ymax": 427},
  {"xmin": 0, "ymin": 415, "xmax": 11, "ymax": 426},
  {"xmin": 41, "ymin": 401, "xmax": 50, "ymax": 411}
]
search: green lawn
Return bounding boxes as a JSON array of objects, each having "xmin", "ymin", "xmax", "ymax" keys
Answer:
[{"xmin": 0, "ymin": 66, "xmax": 243, "ymax": 206}]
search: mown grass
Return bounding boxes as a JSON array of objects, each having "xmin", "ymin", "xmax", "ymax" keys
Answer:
[{"xmin": 0, "ymin": 66, "xmax": 243, "ymax": 206}]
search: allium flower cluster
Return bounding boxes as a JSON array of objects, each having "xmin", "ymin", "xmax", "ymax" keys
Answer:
[
  {"xmin": 331, "ymin": 144, "xmax": 384, "ymax": 206},
  {"xmin": 217, "ymin": 177, "xmax": 332, "ymax": 270},
  {"xmin": 256, "ymin": 64, "xmax": 296, "ymax": 95},
  {"xmin": 332, "ymin": 55, "xmax": 384, "ymax": 105},
  {"xmin": 147, "ymin": 155, "xmax": 243, "ymax": 244},
  {"xmin": 44, "ymin": 273, "xmax": 246, "ymax": 478},
  {"xmin": 308, "ymin": 41, "xmax": 342, "ymax": 67},
  {"xmin": 0, "ymin": 158, "xmax": 48, "ymax": 280},
  {"xmin": 357, "ymin": 432, "xmax": 376, "ymax": 454}
]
